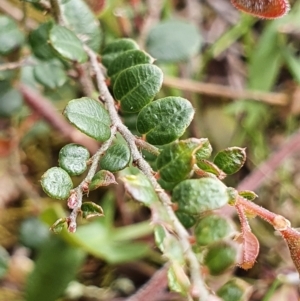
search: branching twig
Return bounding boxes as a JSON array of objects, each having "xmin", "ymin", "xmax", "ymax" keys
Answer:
[
  {"xmin": 85, "ymin": 45, "xmax": 210, "ymax": 301},
  {"xmin": 49, "ymin": 0, "xmax": 64, "ymax": 25},
  {"xmin": 0, "ymin": 57, "xmax": 34, "ymax": 71},
  {"xmin": 163, "ymin": 76, "xmax": 289, "ymax": 106},
  {"xmin": 67, "ymin": 126, "xmax": 117, "ymax": 232},
  {"xmin": 135, "ymin": 138, "xmax": 160, "ymax": 156}
]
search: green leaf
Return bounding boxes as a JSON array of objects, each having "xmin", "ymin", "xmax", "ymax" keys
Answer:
[
  {"xmin": 0, "ymin": 15, "xmax": 25, "ymax": 55},
  {"xmin": 29, "ymin": 22, "xmax": 57, "ymax": 60},
  {"xmin": 238, "ymin": 190, "xmax": 258, "ymax": 201},
  {"xmin": 42, "ymin": 195, "xmax": 151, "ymax": 264},
  {"xmin": 102, "ymin": 38, "xmax": 139, "ymax": 69},
  {"xmin": 194, "ymin": 215, "xmax": 233, "ymax": 246},
  {"xmin": 248, "ymin": 23, "xmax": 282, "ymax": 91},
  {"xmin": 25, "ymin": 237, "xmax": 85, "ymax": 301},
  {"xmin": 172, "ymin": 178, "xmax": 229, "ymax": 215},
  {"xmin": 0, "ymin": 246, "xmax": 9, "ymax": 279},
  {"xmin": 72, "ymin": 220, "xmax": 150, "ymax": 263},
  {"xmin": 33, "ymin": 60, "xmax": 67, "ymax": 89},
  {"xmin": 108, "ymin": 49, "xmax": 153, "ymax": 83},
  {"xmin": 196, "ymin": 159, "xmax": 225, "ymax": 178},
  {"xmin": 63, "ymin": 97, "xmax": 111, "ymax": 142},
  {"xmin": 156, "ymin": 139, "xmax": 202, "ymax": 183},
  {"xmin": 113, "ymin": 64, "xmax": 163, "ymax": 113},
  {"xmin": 59, "ymin": 143, "xmax": 90, "ymax": 176},
  {"xmin": 137, "ymin": 97, "xmax": 194, "ymax": 145},
  {"xmin": 194, "ymin": 138, "xmax": 213, "ymax": 160},
  {"xmin": 100, "ymin": 143, "xmax": 131, "ymax": 172},
  {"xmin": 213, "ymin": 147, "xmax": 246, "ymax": 175},
  {"xmin": 19, "ymin": 218, "xmax": 49, "ymax": 249},
  {"xmin": 49, "ymin": 25, "xmax": 87, "ymax": 63},
  {"xmin": 217, "ymin": 278, "xmax": 249, "ymax": 301},
  {"xmin": 204, "ymin": 242, "xmax": 237, "ymax": 275},
  {"xmin": 81, "ymin": 202, "xmax": 104, "ymax": 219},
  {"xmin": 282, "ymin": 48, "xmax": 300, "ymax": 83},
  {"xmin": 60, "ymin": 0, "xmax": 102, "ymax": 51},
  {"xmin": 168, "ymin": 262, "xmax": 190, "ymax": 296},
  {"xmin": 89, "ymin": 170, "xmax": 116, "ymax": 191},
  {"xmin": 41, "ymin": 167, "xmax": 73, "ymax": 200},
  {"xmin": 49, "ymin": 218, "xmax": 67, "ymax": 234},
  {"xmin": 121, "ymin": 173, "xmax": 159, "ymax": 206},
  {"xmin": 146, "ymin": 19, "xmax": 201, "ymax": 62},
  {"xmin": 0, "ymin": 83, "xmax": 23, "ymax": 117},
  {"xmin": 175, "ymin": 211, "xmax": 197, "ymax": 228}
]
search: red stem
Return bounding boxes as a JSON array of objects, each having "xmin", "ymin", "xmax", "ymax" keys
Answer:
[{"xmin": 236, "ymin": 196, "xmax": 278, "ymax": 225}]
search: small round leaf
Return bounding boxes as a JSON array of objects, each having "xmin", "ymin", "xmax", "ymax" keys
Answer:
[
  {"xmin": 108, "ymin": 49, "xmax": 153, "ymax": 83},
  {"xmin": 137, "ymin": 97, "xmax": 194, "ymax": 145},
  {"xmin": 113, "ymin": 64, "xmax": 163, "ymax": 113},
  {"xmin": 50, "ymin": 218, "xmax": 67, "ymax": 234},
  {"xmin": 19, "ymin": 218, "xmax": 49, "ymax": 249},
  {"xmin": 81, "ymin": 202, "xmax": 104, "ymax": 219},
  {"xmin": 196, "ymin": 159, "xmax": 225, "ymax": 178},
  {"xmin": 0, "ymin": 16, "xmax": 25, "ymax": 55},
  {"xmin": 194, "ymin": 138, "xmax": 212, "ymax": 160},
  {"xmin": 33, "ymin": 60, "xmax": 67, "ymax": 89},
  {"xmin": 0, "ymin": 84, "xmax": 23, "ymax": 117},
  {"xmin": 217, "ymin": 278, "xmax": 249, "ymax": 301},
  {"xmin": 195, "ymin": 215, "xmax": 233, "ymax": 246},
  {"xmin": 60, "ymin": 0, "xmax": 102, "ymax": 52},
  {"xmin": 41, "ymin": 167, "xmax": 73, "ymax": 200},
  {"xmin": 157, "ymin": 139, "xmax": 202, "ymax": 182},
  {"xmin": 100, "ymin": 143, "xmax": 130, "ymax": 172},
  {"xmin": 146, "ymin": 19, "xmax": 201, "ymax": 62},
  {"xmin": 121, "ymin": 173, "xmax": 159, "ymax": 207},
  {"xmin": 204, "ymin": 242, "xmax": 237, "ymax": 275},
  {"xmin": 49, "ymin": 25, "xmax": 87, "ymax": 63},
  {"xmin": 238, "ymin": 190, "xmax": 258, "ymax": 201},
  {"xmin": 172, "ymin": 178, "xmax": 229, "ymax": 215},
  {"xmin": 214, "ymin": 147, "xmax": 246, "ymax": 175},
  {"xmin": 29, "ymin": 22, "xmax": 57, "ymax": 60},
  {"xmin": 89, "ymin": 170, "xmax": 116, "ymax": 191},
  {"xmin": 175, "ymin": 211, "xmax": 197, "ymax": 228},
  {"xmin": 59, "ymin": 144, "xmax": 90, "ymax": 176},
  {"xmin": 102, "ymin": 38, "xmax": 139, "ymax": 68},
  {"xmin": 63, "ymin": 97, "xmax": 111, "ymax": 142}
]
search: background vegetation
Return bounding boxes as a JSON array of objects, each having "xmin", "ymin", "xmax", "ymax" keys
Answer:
[{"xmin": 1, "ymin": 0, "xmax": 300, "ymax": 300}]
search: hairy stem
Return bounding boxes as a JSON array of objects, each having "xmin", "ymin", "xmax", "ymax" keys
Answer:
[
  {"xmin": 68, "ymin": 126, "xmax": 117, "ymax": 232},
  {"xmin": 85, "ymin": 45, "xmax": 210, "ymax": 301}
]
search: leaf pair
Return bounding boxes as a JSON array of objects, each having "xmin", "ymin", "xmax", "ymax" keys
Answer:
[{"xmin": 103, "ymin": 38, "xmax": 195, "ymax": 145}]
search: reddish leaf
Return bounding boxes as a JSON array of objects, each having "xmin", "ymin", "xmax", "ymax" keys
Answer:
[
  {"xmin": 235, "ymin": 204, "xmax": 259, "ymax": 270},
  {"xmin": 280, "ymin": 227, "xmax": 300, "ymax": 274},
  {"xmin": 236, "ymin": 230, "xmax": 259, "ymax": 270}
]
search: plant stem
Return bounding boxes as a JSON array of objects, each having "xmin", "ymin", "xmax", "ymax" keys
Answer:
[
  {"xmin": 85, "ymin": 45, "xmax": 211, "ymax": 301},
  {"xmin": 68, "ymin": 126, "xmax": 117, "ymax": 232},
  {"xmin": 134, "ymin": 138, "xmax": 160, "ymax": 156},
  {"xmin": 0, "ymin": 57, "xmax": 34, "ymax": 71},
  {"xmin": 49, "ymin": 0, "xmax": 64, "ymax": 25}
]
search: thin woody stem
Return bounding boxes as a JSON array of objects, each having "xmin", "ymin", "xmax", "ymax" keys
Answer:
[
  {"xmin": 85, "ymin": 45, "xmax": 210, "ymax": 301},
  {"xmin": 67, "ymin": 126, "xmax": 117, "ymax": 232}
]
